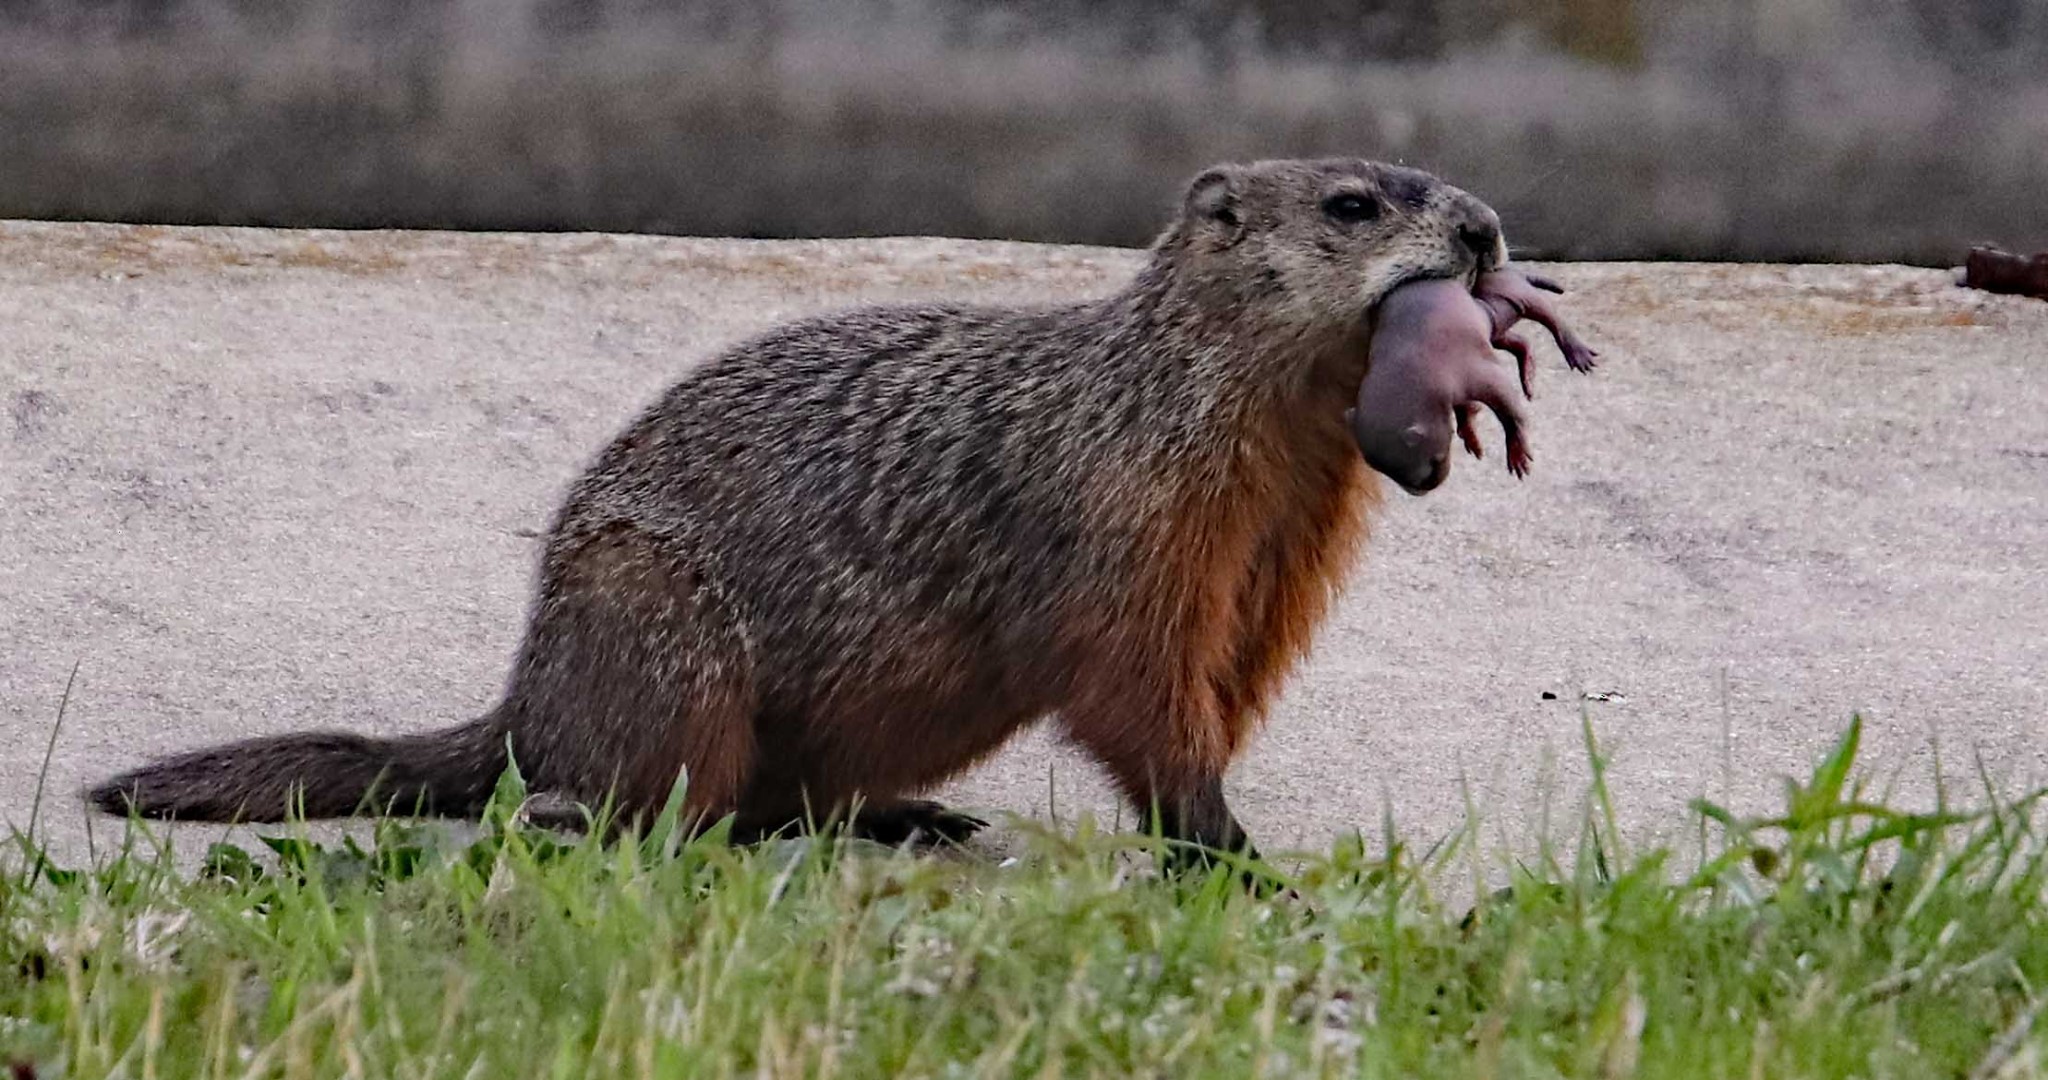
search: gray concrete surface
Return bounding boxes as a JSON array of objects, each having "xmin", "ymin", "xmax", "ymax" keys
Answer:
[{"xmin": 4, "ymin": 220, "xmax": 2045, "ymax": 871}]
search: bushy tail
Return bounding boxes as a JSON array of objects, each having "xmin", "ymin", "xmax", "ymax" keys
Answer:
[{"xmin": 86, "ymin": 715, "xmax": 510, "ymax": 822}]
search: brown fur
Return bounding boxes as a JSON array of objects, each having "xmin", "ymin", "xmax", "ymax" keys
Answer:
[{"xmin": 88, "ymin": 157, "xmax": 1513, "ymax": 862}]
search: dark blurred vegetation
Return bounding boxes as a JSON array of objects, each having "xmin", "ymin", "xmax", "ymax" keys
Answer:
[{"xmin": 1, "ymin": 0, "xmax": 2043, "ymax": 262}]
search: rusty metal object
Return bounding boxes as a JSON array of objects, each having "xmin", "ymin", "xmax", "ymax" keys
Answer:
[{"xmin": 1962, "ymin": 246, "xmax": 2048, "ymax": 300}]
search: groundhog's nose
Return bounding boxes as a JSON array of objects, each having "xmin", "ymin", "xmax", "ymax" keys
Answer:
[
  {"xmin": 1458, "ymin": 220, "xmax": 1501, "ymax": 262},
  {"xmin": 1447, "ymin": 193, "xmax": 1506, "ymax": 269}
]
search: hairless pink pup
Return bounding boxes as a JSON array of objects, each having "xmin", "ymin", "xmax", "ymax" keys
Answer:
[{"xmin": 1348, "ymin": 268, "xmax": 1598, "ymax": 495}]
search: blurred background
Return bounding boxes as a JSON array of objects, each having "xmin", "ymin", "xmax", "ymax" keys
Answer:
[{"xmin": 1, "ymin": 0, "xmax": 2042, "ymax": 264}]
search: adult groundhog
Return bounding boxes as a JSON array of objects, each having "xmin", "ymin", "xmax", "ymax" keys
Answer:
[{"xmin": 90, "ymin": 158, "xmax": 1588, "ymax": 865}]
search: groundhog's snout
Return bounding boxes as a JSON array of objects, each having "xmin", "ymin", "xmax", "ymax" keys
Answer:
[
  {"xmin": 1449, "ymin": 195, "xmax": 1507, "ymax": 271},
  {"xmin": 1459, "ymin": 221, "xmax": 1500, "ymax": 262}
]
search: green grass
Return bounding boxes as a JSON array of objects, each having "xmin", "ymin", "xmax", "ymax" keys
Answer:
[{"xmin": 6, "ymin": 717, "xmax": 2048, "ymax": 1079}]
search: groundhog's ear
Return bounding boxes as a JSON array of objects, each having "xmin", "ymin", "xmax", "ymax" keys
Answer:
[{"xmin": 1183, "ymin": 167, "xmax": 1245, "ymax": 245}]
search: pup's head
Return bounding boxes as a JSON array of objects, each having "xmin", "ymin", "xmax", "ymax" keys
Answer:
[
  {"xmin": 1348, "ymin": 276, "xmax": 1499, "ymax": 496},
  {"xmin": 1348, "ymin": 406, "xmax": 1454, "ymax": 496}
]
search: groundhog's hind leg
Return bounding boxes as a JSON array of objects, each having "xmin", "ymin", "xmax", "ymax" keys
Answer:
[
  {"xmin": 504, "ymin": 524, "xmax": 759, "ymax": 834},
  {"xmin": 731, "ymin": 799, "xmax": 990, "ymax": 848},
  {"xmin": 846, "ymin": 800, "xmax": 990, "ymax": 846}
]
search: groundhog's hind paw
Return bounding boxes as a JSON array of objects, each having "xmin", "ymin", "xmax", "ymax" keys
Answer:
[{"xmin": 850, "ymin": 799, "xmax": 991, "ymax": 847}]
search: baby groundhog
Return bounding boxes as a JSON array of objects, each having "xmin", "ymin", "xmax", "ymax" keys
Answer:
[{"xmin": 1349, "ymin": 269, "xmax": 1597, "ymax": 494}]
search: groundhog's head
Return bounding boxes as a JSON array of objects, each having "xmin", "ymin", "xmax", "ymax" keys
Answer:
[{"xmin": 1161, "ymin": 157, "xmax": 1506, "ymax": 334}]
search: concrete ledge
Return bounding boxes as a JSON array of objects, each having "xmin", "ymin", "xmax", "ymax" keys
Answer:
[{"xmin": 5, "ymin": 221, "xmax": 2045, "ymax": 866}]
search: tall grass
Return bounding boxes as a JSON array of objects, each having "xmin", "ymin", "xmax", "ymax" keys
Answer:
[
  {"xmin": 1, "ymin": 0, "xmax": 2044, "ymax": 263},
  {"xmin": 6, "ymin": 715, "xmax": 2047, "ymax": 1077}
]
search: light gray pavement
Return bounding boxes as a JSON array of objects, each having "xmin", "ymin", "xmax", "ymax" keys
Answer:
[{"xmin": 4, "ymin": 220, "xmax": 2046, "ymax": 869}]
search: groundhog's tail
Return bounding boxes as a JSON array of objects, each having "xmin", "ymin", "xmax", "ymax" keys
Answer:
[{"xmin": 86, "ymin": 714, "xmax": 511, "ymax": 823}]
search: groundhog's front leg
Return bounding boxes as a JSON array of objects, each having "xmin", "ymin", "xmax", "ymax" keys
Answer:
[
  {"xmin": 1062, "ymin": 713, "xmax": 1264, "ymax": 880},
  {"xmin": 1141, "ymin": 774, "xmax": 1257, "ymax": 865}
]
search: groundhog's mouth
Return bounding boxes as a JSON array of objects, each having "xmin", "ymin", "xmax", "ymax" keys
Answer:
[
  {"xmin": 1363, "ymin": 266, "xmax": 1472, "ymax": 334},
  {"xmin": 1356, "ymin": 267, "xmax": 1463, "ymax": 372}
]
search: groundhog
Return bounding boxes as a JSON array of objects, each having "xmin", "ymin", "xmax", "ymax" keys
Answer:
[
  {"xmin": 1347, "ymin": 269, "xmax": 1597, "ymax": 494},
  {"xmin": 89, "ymin": 158, "xmax": 1591, "ymax": 865}
]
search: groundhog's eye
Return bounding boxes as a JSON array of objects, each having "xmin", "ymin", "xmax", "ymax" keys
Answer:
[{"xmin": 1322, "ymin": 192, "xmax": 1380, "ymax": 224}]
